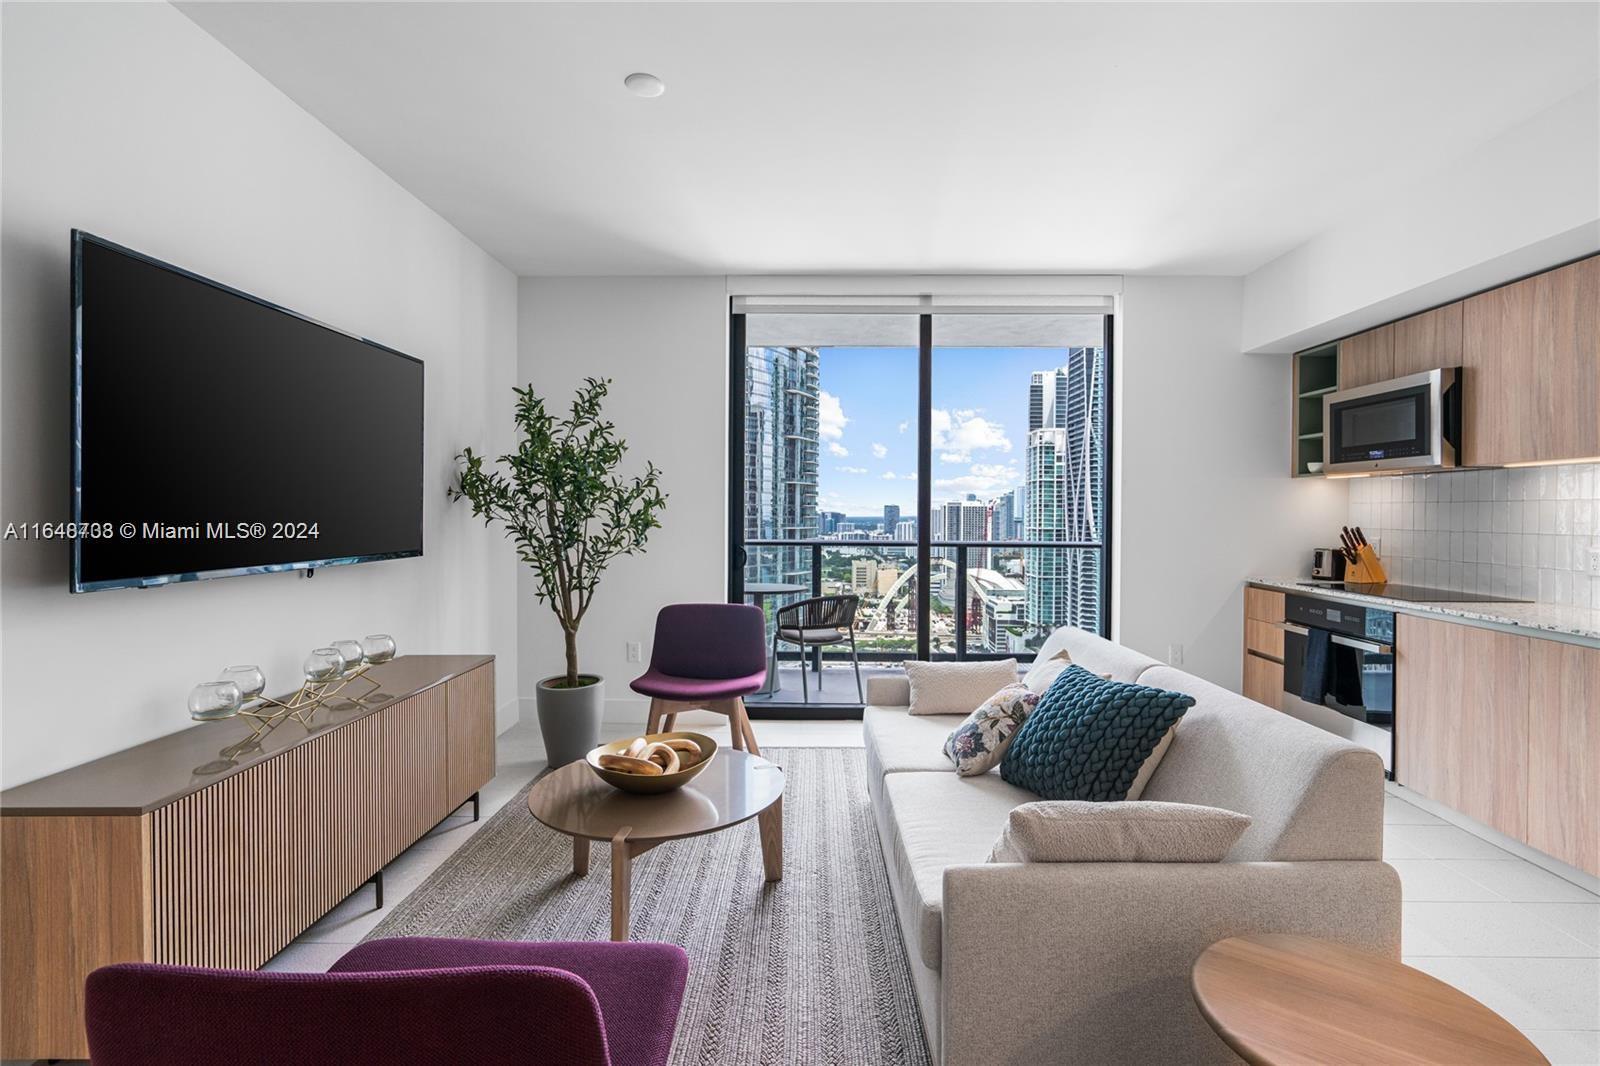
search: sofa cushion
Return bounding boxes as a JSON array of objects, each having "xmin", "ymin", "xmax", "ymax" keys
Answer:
[
  {"xmin": 1031, "ymin": 626, "xmax": 1162, "ymax": 683},
  {"xmin": 1001, "ymin": 667, "xmax": 1194, "ymax": 801},
  {"xmin": 903, "ymin": 659, "xmax": 1019, "ymax": 715},
  {"xmin": 987, "ymin": 800, "xmax": 1252, "ymax": 863},
  {"xmin": 880, "ymin": 772, "xmax": 1037, "ymax": 970},
  {"xmin": 943, "ymin": 683, "xmax": 1040, "ymax": 776},
  {"xmin": 1137, "ymin": 666, "xmax": 1386, "ymax": 861},
  {"xmin": 864, "ymin": 705, "xmax": 967, "ymax": 778}
]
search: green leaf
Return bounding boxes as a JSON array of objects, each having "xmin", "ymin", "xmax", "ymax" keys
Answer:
[{"xmin": 448, "ymin": 378, "xmax": 668, "ymax": 686}]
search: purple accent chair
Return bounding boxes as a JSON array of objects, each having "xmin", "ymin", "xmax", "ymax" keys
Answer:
[
  {"xmin": 85, "ymin": 938, "xmax": 688, "ymax": 1066},
  {"xmin": 629, "ymin": 603, "xmax": 768, "ymax": 754}
]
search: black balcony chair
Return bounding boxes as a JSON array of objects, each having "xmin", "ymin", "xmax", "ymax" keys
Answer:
[{"xmin": 773, "ymin": 594, "xmax": 864, "ymax": 704}]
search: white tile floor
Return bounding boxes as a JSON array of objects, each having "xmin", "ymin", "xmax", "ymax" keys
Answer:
[{"xmin": 259, "ymin": 719, "xmax": 1600, "ymax": 1065}]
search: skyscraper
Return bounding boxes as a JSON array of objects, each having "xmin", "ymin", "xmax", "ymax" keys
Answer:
[
  {"xmin": 989, "ymin": 490, "xmax": 1015, "ymax": 542},
  {"xmin": 1024, "ymin": 349, "xmax": 1107, "ymax": 634},
  {"xmin": 744, "ymin": 346, "xmax": 819, "ymax": 586},
  {"xmin": 883, "ymin": 504, "xmax": 901, "ymax": 536},
  {"xmin": 941, "ymin": 496, "xmax": 990, "ymax": 570},
  {"xmin": 895, "ymin": 518, "xmax": 917, "ymax": 558}
]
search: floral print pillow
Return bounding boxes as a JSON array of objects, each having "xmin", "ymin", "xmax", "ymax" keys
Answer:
[{"xmin": 943, "ymin": 683, "xmax": 1041, "ymax": 777}]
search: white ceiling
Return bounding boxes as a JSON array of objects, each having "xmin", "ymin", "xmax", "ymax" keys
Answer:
[{"xmin": 179, "ymin": 2, "xmax": 1599, "ymax": 277}]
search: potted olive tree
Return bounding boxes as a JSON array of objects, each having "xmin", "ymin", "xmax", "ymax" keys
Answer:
[{"xmin": 451, "ymin": 378, "xmax": 666, "ymax": 766}]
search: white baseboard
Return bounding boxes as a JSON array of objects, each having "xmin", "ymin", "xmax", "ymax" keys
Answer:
[
  {"xmin": 495, "ymin": 697, "xmax": 522, "ymax": 735},
  {"xmin": 1386, "ymin": 781, "xmax": 1600, "ymax": 895}
]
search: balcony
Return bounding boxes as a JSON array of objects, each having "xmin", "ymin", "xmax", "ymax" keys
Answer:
[{"xmin": 740, "ymin": 538, "xmax": 1106, "ymax": 709}]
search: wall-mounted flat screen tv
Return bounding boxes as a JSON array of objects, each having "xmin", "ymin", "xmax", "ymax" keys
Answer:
[{"xmin": 70, "ymin": 231, "xmax": 424, "ymax": 593}]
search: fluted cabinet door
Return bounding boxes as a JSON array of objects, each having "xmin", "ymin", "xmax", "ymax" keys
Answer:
[
  {"xmin": 151, "ymin": 712, "xmax": 383, "ymax": 970},
  {"xmin": 383, "ymin": 685, "xmax": 450, "ymax": 863},
  {"xmin": 447, "ymin": 664, "xmax": 497, "ymax": 810}
]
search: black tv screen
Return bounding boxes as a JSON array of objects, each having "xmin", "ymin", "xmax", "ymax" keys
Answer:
[{"xmin": 71, "ymin": 232, "xmax": 424, "ymax": 592}]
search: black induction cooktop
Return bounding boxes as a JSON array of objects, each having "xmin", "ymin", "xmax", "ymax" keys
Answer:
[{"xmin": 1296, "ymin": 581, "xmax": 1532, "ymax": 605}]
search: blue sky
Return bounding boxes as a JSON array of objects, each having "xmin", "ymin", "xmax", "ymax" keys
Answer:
[{"xmin": 817, "ymin": 346, "xmax": 1071, "ymax": 515}]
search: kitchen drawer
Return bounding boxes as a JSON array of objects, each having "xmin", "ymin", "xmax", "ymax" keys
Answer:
[
  {"xmin": 1245, "ymin": 618, "xmax": 1285, "ymax": 661},
  {"xmin": 1243, "ymin": 652, "xmax": 1284, "ymax": 711},
  {"xmin": 1245, "ymin": 587, "xmax": 1285, "ymax": 624}
]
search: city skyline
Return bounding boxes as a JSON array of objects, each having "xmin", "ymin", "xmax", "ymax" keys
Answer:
[
  {"xmin": 742, "ymin": 335, "xmax": 1109, "ymax": 651},
  {"xmin": 814, "ymin": 345, "xmax": 1062, "ymax": 515}
]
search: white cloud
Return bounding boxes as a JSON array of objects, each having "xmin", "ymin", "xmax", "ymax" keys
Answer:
[
  {"xmin": 933, "ymin": 461, "xmax": 1020, "ymax": 498},
  {"xmin": 897, "ymin": 420, "xmax": 910, "ymax": 434},
  {"xmin": 881, "ymin": 471, "xmax": 898, "ymax": 480},
  {"xmin": 836, "ymin": 465, "xmax": 868, "ymax": 474},
  {"xmin": 827, "ymin": 441, "xmax": 849, "ymax": 458},
  {"xmin": 930, "ymin": 408, "xmax": 1010, "ymax": 463},
  {"xmin": 871, "ymin": 442, "xmax": 888, "ymax": 459},
  {"xmin": 818, "ymin": 390, "xmax": 848, "ymax": 440}
]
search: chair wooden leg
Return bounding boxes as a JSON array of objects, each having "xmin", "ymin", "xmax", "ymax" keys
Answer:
[
  {"xmin": 646, "ymin": 698, "xmax": 664, "ymax": 734},
  {"xmin": 734, "ymin": 697, "xmax": 761, "ymax": 757},
  {"xmin": 719, "ymin": 699, "xmax": 745, "ymax": 751},
  {"xmin": 663, "ymin": 712, "xmax": 678, "ymax": 732}
]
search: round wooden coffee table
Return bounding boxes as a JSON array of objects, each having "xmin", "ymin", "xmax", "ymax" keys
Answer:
[
  {"xmin": 1192, "ymin": 934, "xmax": 1548, "ymax": 1065},
  {"xmin": 527, "ymin": 747, "xmax": 785, "ymax": 941}
]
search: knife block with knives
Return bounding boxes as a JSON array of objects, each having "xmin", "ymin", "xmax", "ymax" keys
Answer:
[{"xmin": 1339, "ymin": 526, "xmax": 1387, "ymax": 585}]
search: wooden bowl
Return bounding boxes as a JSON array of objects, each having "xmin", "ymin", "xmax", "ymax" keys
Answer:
[{"xmin": 585, "ymin": 732, "xmax": 718, "ymax": 794}]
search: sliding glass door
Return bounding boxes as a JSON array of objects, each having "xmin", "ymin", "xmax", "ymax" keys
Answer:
[{"xmin": 729, "ymin": 306, "xmax": 1111, "ymax": 711}]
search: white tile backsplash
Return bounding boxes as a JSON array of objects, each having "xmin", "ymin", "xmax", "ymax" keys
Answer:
[{"xmin": 1348, "ymin": 463, "xmax": 1600, "ymax": 607}]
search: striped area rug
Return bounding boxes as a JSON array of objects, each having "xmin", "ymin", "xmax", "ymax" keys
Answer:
[{"xmin": 365, "ymin": 748, "xmax": 931, "ymax": 1066}]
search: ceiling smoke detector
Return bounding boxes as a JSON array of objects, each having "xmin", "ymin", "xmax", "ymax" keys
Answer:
[{"xmin": 623, "ymin": 72, "xmax": 665, "ymax": 98}]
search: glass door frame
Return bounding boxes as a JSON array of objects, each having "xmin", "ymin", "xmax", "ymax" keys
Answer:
[{"xmin": 727, "ymin": 306, "xmax": 1115, "ymax": 709}]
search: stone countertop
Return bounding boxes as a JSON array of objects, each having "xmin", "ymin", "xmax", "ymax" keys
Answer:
[{"xmin": 1247, "ymin": 577, "xmax": 1600, "ymax": 646}]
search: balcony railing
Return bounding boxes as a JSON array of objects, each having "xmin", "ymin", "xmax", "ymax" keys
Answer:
[{"xmin": 739, "ymin": 538, "xmax": 1106, "ymax": 671}]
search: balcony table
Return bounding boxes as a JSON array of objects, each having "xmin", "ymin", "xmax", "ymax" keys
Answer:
[{"xmin": 743, "ymin": 581, "xmax": 809, "ymax": 696}]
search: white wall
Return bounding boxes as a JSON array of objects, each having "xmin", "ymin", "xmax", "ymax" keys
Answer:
[
  {"xmin": 0, "ymin": 3, "xmax": 521, "ymax": 787},
  {"xmin": 1115, "ymin": 277, "xmax": 1347, "ymax": 688},
  {"xmin": 1242, "ymin": 83, "xmax": 1600, "ymax": 354},
  {"xmin": 516, "ymin": 277, "xmax": 728, "ymax": 723}
]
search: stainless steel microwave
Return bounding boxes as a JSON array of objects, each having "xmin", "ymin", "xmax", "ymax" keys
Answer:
[{"xmin": 1323, "ymin": 367, "xmax": 1461, "ymax": 474}]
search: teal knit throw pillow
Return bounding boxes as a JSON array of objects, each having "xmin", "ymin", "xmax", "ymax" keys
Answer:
[{"xmin": 1000, "ymin": 665, "xmax": 1194, "ymax": 801}]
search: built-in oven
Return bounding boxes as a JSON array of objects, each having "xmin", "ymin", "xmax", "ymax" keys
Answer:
[
  {"xmin": 1279, "ymin": 594, "xmax": 1397, "ymax": 776},
  {"xmin": 1324, "ymin": 367, "xmax": 1461, "ymax": 474}
]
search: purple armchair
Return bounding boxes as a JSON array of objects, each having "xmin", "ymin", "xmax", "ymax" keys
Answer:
[
  {"xmin": 630, "ymin": 603, "xmax": 768, "ymax": 754},
  {"xmin": 86, "ymin": 938, "xmax": 688, "ymax": 1066}
]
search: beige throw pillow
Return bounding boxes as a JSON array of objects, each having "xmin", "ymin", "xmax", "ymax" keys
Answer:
[
  {"xmin": 1021, "ymin": 649, "xmax": 1073, "ymax": 694},
  {"xmin": 903, "ymin": 659, "xmax": 1019, "ymax": 716},
  {"xmin": 988, "ymin": 800, "xmax": 1251, "ymax": 863}
]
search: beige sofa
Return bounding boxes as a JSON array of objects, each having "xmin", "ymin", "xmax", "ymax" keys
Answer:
[{"xmin": 864, "ymin": 626, "xmax": 1401, "ymax": 1065}]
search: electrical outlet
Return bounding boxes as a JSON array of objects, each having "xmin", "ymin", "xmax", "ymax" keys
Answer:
[
  {"xmin": 1587, "ymin": 547, "xmax": 1600, "ymax": 576},
  {"xmin": 1167, "ymin": 644, "xmax": 1184, "ymax": 666},
  {"xmin": 626, "ymin": 641, "xmax": 642, "ymax": 663}
]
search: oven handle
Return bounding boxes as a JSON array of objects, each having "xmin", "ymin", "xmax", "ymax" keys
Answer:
[{"xmin": 1274, "ymin": 621, "xmax": 1392, "ymax": 655}]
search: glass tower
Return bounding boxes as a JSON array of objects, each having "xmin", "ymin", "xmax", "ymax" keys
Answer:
[
  {"xmin": 1024, "ymin": 347, "xmax": 1107, "ymax": 634},
  {"xmin": 744, "ymin": 346, "xmax": 820, "ymax": 586}
]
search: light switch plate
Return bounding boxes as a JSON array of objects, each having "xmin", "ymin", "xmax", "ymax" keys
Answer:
[
  {"xmin": 626, "ymin": 641, "xmax": 642, "ymax": 663},
  {"xmin": 1586, "ymin": 547, "xmax": 1600, "ymax": 576}
]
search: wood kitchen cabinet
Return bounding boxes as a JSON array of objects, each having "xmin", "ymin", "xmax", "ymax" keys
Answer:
[
  {"xmin": 1242, "ymin": 588, "xmax": 1285, "ymax": 710},
  {"xmin": 1527, "ymin": 640, "xmax": 1600, "ymax": 876},
  {"xmin": 1463, "ymin": 256, "xmax": 1600, "ymax": 466},
  {"xmin": 1396, "ymin": 615, "xmax": 1529, "ymax": 842},
  {"xmin": 1338, "ymin": 324, "xmax": 1395, "ymax": 388},
  {"xmin": 1291, "ymin": 254, "xmax": 1599, "ymax": 475},
  {"xmin": 1392, "ymin": 303, "xmax": 1463, "ymax": 377}
]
